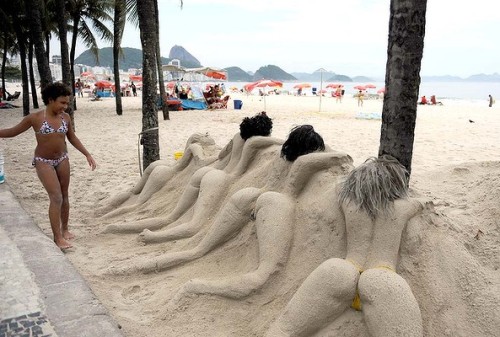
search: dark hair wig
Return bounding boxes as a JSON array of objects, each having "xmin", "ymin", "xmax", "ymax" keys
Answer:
[
  {"xmin": 280, "ymin": 125, "xmax": 325, "ymax": 162},
  {"xmin": 41, "ymin": 82, "xmax": 72, "ymax": 105},
  {"xmin": 239, "ymin": 111, "xmax": 273, "ymax": 140},
  {"xmin": 338, "ymin": 155, "xmax": 409, "ymax": 220}
]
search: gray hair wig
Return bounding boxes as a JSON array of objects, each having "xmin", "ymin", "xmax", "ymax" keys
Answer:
[{"xmin": 338, "ymin": 155, "xmax": 409, "ymax": 219}]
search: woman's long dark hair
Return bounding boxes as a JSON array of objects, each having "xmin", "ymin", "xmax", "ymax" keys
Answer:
[{"xmin": 280, "ymin": 125, "xmax": 325, "ymax": 162}]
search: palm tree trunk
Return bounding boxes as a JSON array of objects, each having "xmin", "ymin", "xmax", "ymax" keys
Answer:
[
  {"xmin": 55, "ymin": 0, "xmax": 75, "ymax": 128},
  {"xmin": 113, "ymin": 0, "xmax": 125, "ymax": 116},
  {"xmin": 154, "ymin": 0, "xmax": 169, "ymax": 120},
  {"xmin": 378, "ymin": 0, "xmax": 427, "ymax": 177},
  {"xmin": 137, "ymin": 0, "xmax": 160, "ymax": 169},
  {"xmin": 28, "ymin": 41, "xmax": 40, "ymax": 109},
  {"xmin": 24, "ymin": 0, "xmax": 52, "ymax": 89},
  {"xmin": 70, "ymin": 18, "xmax": 80, "ymax": 111},
  {"xmin": 1, "ymin": 38, "xmax": 8, "ymax": 101}
]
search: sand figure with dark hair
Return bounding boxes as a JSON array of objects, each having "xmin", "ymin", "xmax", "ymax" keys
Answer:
[
  {"xmin": 96, "ymin": 132, "xmax": 219, "ymax": 218},
  {"xmin": 104, "ymin": 112, "xmax": 279, "ymax": 234},
  {"xmin": 115, "ymin": 126, "xmax": 353, "ymax": 299},
  {"xmin": 266, "ymin": 155, "xmax": 424, "ymax": 337}
]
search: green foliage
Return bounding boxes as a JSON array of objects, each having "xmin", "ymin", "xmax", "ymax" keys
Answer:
[{"xmin": 4, "ymin": 66, "xmax": 22, "ymax": 80}]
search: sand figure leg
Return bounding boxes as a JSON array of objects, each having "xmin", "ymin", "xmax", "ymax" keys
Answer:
[
  {"xmin": 266, "ymin": 258, "xmax": 359, "ymax": 337},
  {"xmin": 140, "ymin": 169, "xmax": 231, "ymax": 244},
  {"xmin": 359, "ymin": 268, "xmax": 423, "ymax": 337},
  {"xmin": 184, "ymin": 192, "xmax": 295, "ymax": 298},
  {"xmin": 103, "ymin": 217, "xmax": 167, "ymax": 234},
  {"xmin": 139, "ymin": 188, "xmax": 261, "ymax": 273},
  {"xmin": 136, "ymin": 166, "xmax": 177, "ymax": 204}
]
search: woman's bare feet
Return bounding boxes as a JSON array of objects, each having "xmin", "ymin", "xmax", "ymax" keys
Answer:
[
  {"xmin": 63, "ymin": 230, "xmax": 75, "ymax": 240},
  {"xmin": 55, "ymin": 237, "xmax": 73, "ymax": 250}
]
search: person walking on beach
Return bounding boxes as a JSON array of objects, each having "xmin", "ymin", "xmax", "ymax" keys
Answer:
[
  {"xmin": 0, "ymin": 82, "xmax": 97, "ymax": 250},
  {"xmin": 131, "ymin": 82, "xmax": 137, "ymax": 97},
  {"xmin": 75, "ymin": 78, "xmax": 84, "ymax": 97},
  {"xmin": 489, "ymin": 94, "xmax": 494, "ymax": 107},
  {"xmin": 357, "ymin": 90, "xmax": 364, "ymax": 107}
]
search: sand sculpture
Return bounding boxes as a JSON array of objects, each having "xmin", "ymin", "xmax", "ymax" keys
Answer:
[
  {"xmin": 266, "ymin": 156, "xmax": 424, "ymax": 337},
  {"xmin": 103, "ymin": 112, "xmax": 281, "ymax": 234},
  {"xmin": 99, "ymin": 126, "xmax": 433, "ymax": 336},
  {"xmin": 95, "ymin": 132, "xmax": 219, "ymax": 218}
]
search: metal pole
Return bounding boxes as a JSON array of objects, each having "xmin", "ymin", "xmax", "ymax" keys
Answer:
[{"xmin": 319, "ymin": 70, "xmax": 323, "ymax": 112}]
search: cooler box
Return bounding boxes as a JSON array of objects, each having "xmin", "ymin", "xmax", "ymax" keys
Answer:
[{"xmin": 233, "ymin": 99, "xmax": 243, "ymax": 110}]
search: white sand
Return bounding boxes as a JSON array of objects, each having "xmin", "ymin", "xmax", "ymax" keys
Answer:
[{"xmin": 1, "ymin": 86, "xmax": 499, "ymax": 336}]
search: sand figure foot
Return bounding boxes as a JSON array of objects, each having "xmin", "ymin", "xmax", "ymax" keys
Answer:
[
  {"xmin": 103, "ymin": 217, "xmax": 167, "ymax": 234},
  {"xmin": 138, "ymin": 221, "xmax": 203, "ymax": 244}
]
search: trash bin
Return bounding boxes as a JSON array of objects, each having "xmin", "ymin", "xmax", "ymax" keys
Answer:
[{"xmin": 233, "ymin": 99, "xmax": 243, "ymax": 110}]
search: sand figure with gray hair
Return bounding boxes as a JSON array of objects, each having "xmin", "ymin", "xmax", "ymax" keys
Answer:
[
  {"xmin": 103, "ymin": 112, "xmax": 281, "ymax": 235},
  {"xmin": 116, "ymin": 126, "xmax": 353, "ymax": 299},
  {"xmin": 95, "ymin": 132, "xmax": 219, "ymax": 218},
  {"xmin": 266, "ymin": 155, "xmax": 424, "ymax": 337}
]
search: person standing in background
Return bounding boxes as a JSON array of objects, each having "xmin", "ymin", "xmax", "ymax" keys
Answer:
[{"xmin": 489, "ymin": 94, "xmax": 494, "ymax": 107}]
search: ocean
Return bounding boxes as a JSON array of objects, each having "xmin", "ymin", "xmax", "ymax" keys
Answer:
[{"xmin": 225, "ymin": 81, "xmax": 500, "ymax": 103}]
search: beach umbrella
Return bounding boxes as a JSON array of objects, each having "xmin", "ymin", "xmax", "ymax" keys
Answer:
[
  {"xmin": 129, "ymin": 74, "xmax": 142, "ymax": 82},
  {"xmin": 377, "ymin": 87, "xmax": 386, "ymax": 94},
  {"xmin": 326, "ymin": 83, "xmax": 342, "ymax": 89},
  {"xmin": 244, "ymin": 79, "xmax": 283, "ymax": 110},
  {"xmin": 354, "ymin": 85, "xmax": 366, "ymax": 90},
  {"xmin": 94, "ymin": 80, "xmax": 114, "ymax": 89},
  {"xmin": 365, "ymin": 83, "xmax": 377, "ymax": 89},
  {"xmin": 293, "ymin": 83, "xmax": 312, "ymax": 89}
]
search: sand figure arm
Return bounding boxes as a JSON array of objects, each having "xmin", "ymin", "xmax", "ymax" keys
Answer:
[
  {"xmin": 283, "ymin": 151, "xmax": 353, "ymax": 197},
  {"xmin": 183, "ymin": 191, "xmax": 295, "ymax": 299},
  {"xmin": 232, "ymin": 136, "xmax": 284, "ymax": 176},
  {"xmin": 135, "ymin": 187, "xmax": 262, "ymax": 274}
]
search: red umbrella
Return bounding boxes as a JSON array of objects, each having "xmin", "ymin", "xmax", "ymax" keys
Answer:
[
  {"xmin": 354, "ymin": 85, "xmax": 366, "ymax": 90},
  {"xmin": 293, "ymin": 83, "xmax": 312, "ymax": 89},
  {"xmin": 129, "ymin": 74, "xmax": 142, "ymax": 82},
  {"xmin": 377, "ymin": 87, "xmax": 386, "ymax": 94},
  {"xmin": 326, "ymin": 83, "xmax": 342, "ymax": 89},
  {"xmin": 244, "ymin": 79, "xmax": 283, "ymax": 92},
  {"xmin": 365, "ymin": 83, "xmax": 377, "ymax": 89},
  {"xmin": 94, "ymin": 80, "xmax": 114, "ymax": 89},
  {"xmin": 80, "ymin": 71, "xmax": 93, "ymax": 77}
]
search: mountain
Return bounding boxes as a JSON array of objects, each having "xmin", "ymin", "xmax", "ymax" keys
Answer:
[
  {"xmin": 466, "ymin": 73, "xmax": 500, "ymax": 82},
  {"xmin": 168, "ymin": 45, "xmax": 201, "ymax": 68},
  {"xmin": 253, "ymin": 65, "xmax": 296, "ymax": 81},
  {"xmin": 74, "ymin": 47, "xmax": 201, "ymax": 70},
  {"xmin": 224, "ymin": 67, "xmax": 253, "ymax": 82}
]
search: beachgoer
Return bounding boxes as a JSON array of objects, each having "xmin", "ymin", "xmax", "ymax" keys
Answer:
[
  {"xmin": 75, "ymin": 78, "xmax": 83, "ymax": 97},
  {"xmin": 419, "ymin": 96, "xmax": 427, "ymax": 105},
  {"xmin": 335, "ymin": 86, "xmax": 343, "ymax": 103},
  {"xmin": 266, "ymin": 155, "xmax": 424, "ymax": 337},
  {"xmin": 0, "ymin": 82, "xmax": 97, "ymax": 250},
  {"xmin": 489, "ymin": 94, "xmax": 494, "ymax": 107},
  {"xmin": 130, "ymin": 82, "xmax": 137, "ymax": 97},
  {"xmin": 357, "ymin": 90, "xmax": 364, "ymax": 107}
]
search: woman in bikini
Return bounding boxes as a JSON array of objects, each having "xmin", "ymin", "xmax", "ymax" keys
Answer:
[{"xmin": 0, "ymin": 82, "xmax": 96, "ymax": 250}]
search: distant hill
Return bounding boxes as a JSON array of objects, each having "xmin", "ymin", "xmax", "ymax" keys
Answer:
[
  {"xmin": 253, "ymin": 65, "xmax": 296, "ymax": 81},
  {"xmin": 327, "ymin": 74, "xmax": 354, "ymax": 82},
  {"xmin": 224, "ymin": 66, "xmax": 253, "ymax": 82},
  {"xmin": 169, "ymin": 45, "xmax": 201, "ymax": 67},
  {"xmin": 74, "ymin": 47, "xmax": 200, "ymax": 70}
]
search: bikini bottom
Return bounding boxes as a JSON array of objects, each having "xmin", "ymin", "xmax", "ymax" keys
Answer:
[
  {"xmin": 347, "ymin": 259, "xmax": 395, "ymax": 311},
  {"xmin": 32, "ymin": 152, "xmax": 69, "ymax": 168}
]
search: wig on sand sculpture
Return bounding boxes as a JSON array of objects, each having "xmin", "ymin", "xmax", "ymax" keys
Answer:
[{"xmin": 96, "ymin": 116, "xmax": 499, "ymax": 337}]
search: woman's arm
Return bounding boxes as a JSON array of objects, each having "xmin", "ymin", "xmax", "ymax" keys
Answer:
[
  {"xmin": 0, "ymin": 114, "xmax": 33, "ymax": 138},
  {"xmin": 64, "ymin": 114, "xmax": 96, "ymax": 170}
]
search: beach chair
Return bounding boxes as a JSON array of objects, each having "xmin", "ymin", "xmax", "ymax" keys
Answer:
[{"xmin": 6, "ymin": 91, "xmax": 20, "ymax": 101}]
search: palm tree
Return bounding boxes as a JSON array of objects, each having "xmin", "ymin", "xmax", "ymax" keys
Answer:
[
  {"xmin": 379, "ymin": 0, "xmax": 427, "ymax": 177},
  {"xmin": 66, "ymin": 0, "xmax": 113, "ymax": 104},
  {"xmin": 154, "ymin": 0, "xmax": 169, "ymax": 120},
  {"xmin": 24, "ymin": 0, "xmax": 53, "ymax": 88},
  {"xmin": 136, "ymin": 0, "xmax": 160, "ymax": 169},
  {"xmin": 112, "ymin": 0, "xmax": 126, "ymax": 116}
]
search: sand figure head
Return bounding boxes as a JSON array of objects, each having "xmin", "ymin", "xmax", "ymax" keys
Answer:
[
  {"xmin": 239, "ymin": 111, "xmax": 273, "ymax": 140},
  {"xmin": 338, "ymin": 155, "xmax": 409, "ymax": 219},
  {"xmin": 184, "ymin": 132, "xmax": 216, "ymax": 148},
  {"xmin": 280, "ymin": 125, "xmax": 325, "ymax": 162}
]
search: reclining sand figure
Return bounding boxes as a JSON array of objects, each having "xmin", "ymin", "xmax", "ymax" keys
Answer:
[
  {"xmin": 104, "ymin": 112, "xmax": 280, "ymax": 234},
  {"xmin": 265, "ymin": 155, "xmax": 424, "ymax": 337},
  {"xmin": 116, "ymin": 126, "xmax": 353, "ymax": 299},
  {"xmin": 95, "ymin": 132, "xmax": 219, "ymax": 218}
]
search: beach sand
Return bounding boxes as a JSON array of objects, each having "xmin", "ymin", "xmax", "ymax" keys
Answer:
[{"xmin": 1, "ymin": 87, "xmax": 499, "ymax": 336}]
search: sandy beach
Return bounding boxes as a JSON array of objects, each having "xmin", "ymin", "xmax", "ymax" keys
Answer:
[{"xmin": 1, "ymin": 87, "xmax": 499, "ymax": 336}]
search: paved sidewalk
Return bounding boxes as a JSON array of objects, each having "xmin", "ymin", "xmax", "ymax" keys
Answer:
[{"xmin": 0, "ymin": 182, "xmax": 125, "ymax": 337}]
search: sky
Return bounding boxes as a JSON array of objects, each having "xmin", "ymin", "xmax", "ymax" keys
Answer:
[{"xmin": 53, "ymin": 0, "xmax": 500, "ymax": 79}]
